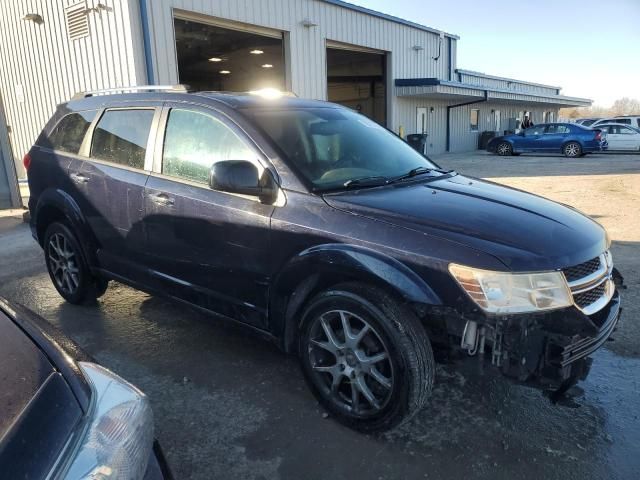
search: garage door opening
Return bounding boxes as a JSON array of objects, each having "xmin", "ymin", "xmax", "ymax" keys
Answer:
[
  {"xmin": 174, "ymin": 18, "xmax": 285, "ymax": 92},
  {"xmin": 326, "ymin": 47, "xmax": 387, "ymax": 126}
]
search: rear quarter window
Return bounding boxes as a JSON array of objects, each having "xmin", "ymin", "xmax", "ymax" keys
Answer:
[{"xmin": 43, "ymin": 111, "xmax": 97, "ymax": 154}]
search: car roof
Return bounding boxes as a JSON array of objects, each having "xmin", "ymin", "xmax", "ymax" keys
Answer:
[
  {"xmin": 596, "ymin": 122, "xmax": 640, "ymax": 131},
  {"xmin": 65, "ymin": 90, "xmax": 342, "ymax": 112}
]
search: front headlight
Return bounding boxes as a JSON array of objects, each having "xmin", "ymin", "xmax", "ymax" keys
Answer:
[
  {"xmin": 60, "ymin": 362, "xmax": 154, "ymax": 480},
  {"xmin": 449, "ymin": 263, "xmax": 573, "ymax": 314}
]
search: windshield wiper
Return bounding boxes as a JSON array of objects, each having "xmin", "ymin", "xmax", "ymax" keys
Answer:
[
  {"xmin": 343, "ymin": 176, "xmax": 389, "ymax": 188},
  {"xmin": 388, "ymin": 166, "xmax": 433, "ymax": 183}
]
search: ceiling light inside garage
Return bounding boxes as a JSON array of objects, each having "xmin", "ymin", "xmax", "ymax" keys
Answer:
[
  {"xmin": 219, "ymin": 70, "xmax": 231, "ymax": 74},
  {"xmin": 262, "ymin": 64, "xmax": 273, "ymax": 68},
  {"xmin": 250, "ymin": 49, "xmax": 264, "ymax": 55},
  {"xmin": 208, "ymin": 57, "xmax": 223, "ymax": 62}
]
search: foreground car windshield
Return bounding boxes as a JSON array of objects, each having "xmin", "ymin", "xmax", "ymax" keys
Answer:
[{"xmin": 245, "ymin": 107, "xmax": 437, "ymax": 190}]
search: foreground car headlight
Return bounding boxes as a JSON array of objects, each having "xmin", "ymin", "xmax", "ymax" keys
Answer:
[
  {"xmin": 60, "ymin": 362, "xmax": 153, "ymax": 480},
  {"xmin": 449, "ymin": 263, "xmax": 573, "ymax": 314}
]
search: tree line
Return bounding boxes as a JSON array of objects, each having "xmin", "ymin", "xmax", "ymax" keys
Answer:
[{"xmin": 560, "ymin": 97, "xmax": 640, "ymax": 119}]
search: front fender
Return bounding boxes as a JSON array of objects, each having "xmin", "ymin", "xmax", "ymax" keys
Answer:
[{"xmin": 270, "ymin": 243, "xmax": 442, "ymax": 351}]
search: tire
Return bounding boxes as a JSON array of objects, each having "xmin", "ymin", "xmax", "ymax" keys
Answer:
[
  {"xmin": 298, "ymin": 282, "xmax": 435, "ymax": 432},
  {"xmin": 496, "ymin": 142, "xmax": 513, "ymax": 156},
  {"xmin": 563, "ymin": 142, "xmax": 582, "ymax": 157},
  {"xmin": 43, "ymin": 222, "xmax": 107, "ymax": 304}
]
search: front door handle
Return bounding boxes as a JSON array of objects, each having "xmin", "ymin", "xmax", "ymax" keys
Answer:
[
  {"xmin": 70, "ymin": 173, "xmax": 90, "ymax": 184},
  {"xmin": 148, "ymin": 192, "xmax": 175, "ymax": 206}
]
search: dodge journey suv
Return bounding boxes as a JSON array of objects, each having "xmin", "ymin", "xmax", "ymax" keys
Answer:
[{"xmin": 26, "ymin": 86, "xmax": 621, "ymax": 432}]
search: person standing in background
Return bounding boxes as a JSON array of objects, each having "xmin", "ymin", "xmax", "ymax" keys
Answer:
[{"xmin": 521, "ymin": 113, "xmax": 534, "ymax": 129}]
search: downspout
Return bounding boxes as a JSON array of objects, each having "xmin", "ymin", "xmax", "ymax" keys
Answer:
[
  {"xmin": 446, "ymin": 90, "xmax": 488, "ymax": 152},
  {"xmin": 139, "ymin": 0, "xmax": 155, "ymax": 84}
]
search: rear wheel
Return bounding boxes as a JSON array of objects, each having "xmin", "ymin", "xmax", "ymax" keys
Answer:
[
  {"xmin": 299, "ymin": 283, "xmax": 434, "ymax": 432},
  {"xmin": 563, "ymin": 142, "xmax": 582, "ymax": 157},
  {"xmin": 496, "ymin": 142, "xmax": 513, "ymax": 156},
  {"xmin": 44, "ymin": 222, "xmax": 107, "ymax": 304}
]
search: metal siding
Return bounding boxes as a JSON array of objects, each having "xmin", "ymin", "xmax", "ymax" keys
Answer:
[
  {"xmin": 145, "ymin": 0, "xmax": 450, "ymax": 107},
  {"xmin": 0, "ymin": 0, "xmax": 146, "ymax": 179},
  {"xmin": 458, "ymin": 72, "xmax": 559, "ymax": 96}
]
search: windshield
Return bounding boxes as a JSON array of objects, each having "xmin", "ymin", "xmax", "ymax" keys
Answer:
[{"xmin": 244, "ymin": 107, "xmax": 437, "ymax": 190}]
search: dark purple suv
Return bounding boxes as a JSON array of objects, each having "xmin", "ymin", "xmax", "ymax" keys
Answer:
[{"xmin": 26, "ymin": 87, "xmax": 621, "ymax": 431}]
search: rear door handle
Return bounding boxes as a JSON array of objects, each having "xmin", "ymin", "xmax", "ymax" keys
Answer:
[
  {"xmin": 148, "ymin": 192, "xmax": 175, "ymax": 206},
  {"xmin": 70, "ymin": 173, "xmax": 90, "ymax": 184}
]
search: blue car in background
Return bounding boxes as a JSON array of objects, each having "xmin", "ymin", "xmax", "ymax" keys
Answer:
[{"xmin": 487, "ymin": 123, "xmax": 608, "ymax": 157}]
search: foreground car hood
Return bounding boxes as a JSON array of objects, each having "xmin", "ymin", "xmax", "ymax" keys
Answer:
[{"xmin": 324, "ymin": 174, "xmax": 607, "ymax": 271}]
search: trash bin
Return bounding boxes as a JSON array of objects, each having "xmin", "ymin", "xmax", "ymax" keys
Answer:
[
  {"xmin": 406, "ymin": 133, "xmax": 428, "ymax": 155},
  {"xmin": 478, "ymin": 131, "xmax": 497, "ymax": 150}
]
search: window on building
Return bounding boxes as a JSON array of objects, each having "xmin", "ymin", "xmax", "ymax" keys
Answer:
[
  {"xmin": 90, "ymin": 109, "xmax": 155, "ymax": 169},
  {"xmin": 470, "ymin": 109, "xmax": 479, "ymax": 131},
  {"xmin": 162, "ymin": 109, "xmax": 256, "ymax": 185},
  {"xmin": 45, "ymin": 111, "xmax": 97, "ymax": 154}
]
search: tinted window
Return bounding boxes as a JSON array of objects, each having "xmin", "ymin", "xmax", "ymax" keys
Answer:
[
  {"xmin": 613, "ymin": 118, "xmax": 631, "ymax": 125},
  {"xmin": 524, "ymin": 125, "xmax": 545, "ymax": 136},
  {"xmin": 470, "ymin": 109, "xmax": 479, "ymax": 131},
  {"xmin": 91, "ymin": 109, "xmax": 154, "ymax": 169},
  {"xmin": 46, "ymin": 111, "xmax": 97, "ymax": 154},
  {"xmin": 162, "ymin": 109, "xmax": 256, "ymax": 184},
  {"xmin": 545, "ymin": 125, "xmax": 570, "ymax": 134},
  {"xmin": 246, "ymin": 107, "xmax": 437, "ymax": 191},
  {"xmin": 581, "ymin": 119, "xmax": 595, "ymax": 126}
]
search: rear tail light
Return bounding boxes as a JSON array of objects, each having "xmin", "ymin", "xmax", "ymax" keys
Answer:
[
  {"xmin": 22, "ymin": 153, "xmax": 32, "ymax": 172},
  {"xmin": 594, "ymin": 130, "xmax": 602, "ymax": 141}
]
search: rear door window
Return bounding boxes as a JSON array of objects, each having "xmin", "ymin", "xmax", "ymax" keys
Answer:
[
  {"xmin": 46, "ymin": 111, "xmax": 97, "ymax": 154},
  {"xmin": 90, "ymin": 109, "xmax": 155, "ymax": 169},
  {"xmin": 161, "ymin": 109, "xmax": 256, "ymax": 184}
]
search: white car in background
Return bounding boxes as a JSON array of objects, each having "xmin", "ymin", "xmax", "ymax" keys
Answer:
[
  {"xmin": 574, "ymin": 118, "xmax": 601, "ymax": 127},
  {"xmin": 594, "ymin": 123, "xmax": 640, "ymax": 151},
  {"xmin": 592, "ymin": 116, "xmax": 640, "ymax": 129}
]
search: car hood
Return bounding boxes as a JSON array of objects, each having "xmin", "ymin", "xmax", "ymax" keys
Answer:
[{"xmin": 323, "ymin": 174, "xmax": 607, "ymax": 271}]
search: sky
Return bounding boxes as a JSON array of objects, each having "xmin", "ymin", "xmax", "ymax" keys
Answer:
[{"xmin": 349, "ymin": 0, "xmax": 640, "ymax": 107}]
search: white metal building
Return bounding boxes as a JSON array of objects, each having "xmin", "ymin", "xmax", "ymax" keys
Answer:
[{"xmin": 0, "ymin": 0, "xmax": 591, "ymax": 187}]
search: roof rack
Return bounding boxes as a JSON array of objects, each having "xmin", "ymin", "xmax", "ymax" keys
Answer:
[{"xmin": 72, "ymin": 84, "xmax": 190, "ymax": 100}]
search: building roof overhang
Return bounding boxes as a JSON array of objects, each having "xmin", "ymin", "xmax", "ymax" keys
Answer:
[{"xmin": 395, "ymin": 78, "xmax": 592, "ymax": 108}]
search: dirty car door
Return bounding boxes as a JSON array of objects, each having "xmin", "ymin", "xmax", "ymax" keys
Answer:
[
  {"xmin": 143, "ymin": 105, "xmax": 275, "ymax": 328},
  {"xmin": 79, "ymin": 106, "xmax": 160, "ymax": 279}
]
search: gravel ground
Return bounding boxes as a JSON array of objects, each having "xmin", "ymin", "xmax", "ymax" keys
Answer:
[{"xmin": 0, "ymin": 151, "xmax": 638, "ymax": 480}]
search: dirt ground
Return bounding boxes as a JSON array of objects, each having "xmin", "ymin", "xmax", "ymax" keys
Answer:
[{"xmin": 0, "ymin": 151, "xmax": 638, "ymax": 480}]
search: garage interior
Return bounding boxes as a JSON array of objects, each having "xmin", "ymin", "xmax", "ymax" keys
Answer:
[
  {"xmin": 326, "ymin": 47, "xmax": 387, "ymax": 125},
  {"xmin": 174, "ymin": 18, "xmax": 286, "ymax": 92}
]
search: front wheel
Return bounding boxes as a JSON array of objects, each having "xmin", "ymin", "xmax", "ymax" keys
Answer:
[
  {"xmin": 299, "ymin": 283, "xmax": 434, "ymax": 432},
  {"xmin": 44, "ymin": 222, "xmax": 108, "ymax": 304},
  {"xmin": 563, "ymin": 142, "xmax": 582, "ymax": 157},
  {"xmin": 496, "ymin": 142, "xmax": 513, "ymax": 156}
]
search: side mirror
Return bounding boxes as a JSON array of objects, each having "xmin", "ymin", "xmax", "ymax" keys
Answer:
[{"xmin": 209, "ymin": 160, "xmax": 278, "ymax": 204}]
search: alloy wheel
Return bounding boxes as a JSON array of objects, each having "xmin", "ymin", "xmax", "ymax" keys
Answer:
[
  {"xmin": 497, "ymin": 143, "xmax": 511, "ymax": 155},
  {"xmin": 47, "ymin": 232, "xmax": 80, "ymax": 294},
  {"xmin": 307, "ymin": 309, "xmax": 394, "ymax": 416},
  {"xmin": 565, "ymin": 143, "xmax": 580, "ymax": 157}
]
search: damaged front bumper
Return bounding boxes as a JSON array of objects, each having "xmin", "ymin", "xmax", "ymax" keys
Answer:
[
  {"xmin": 498, "ymin": 291, "xmax": 621, "ymax": 389},
  {"xmin": 435, "ymin": 289, "xmax": 622, "ymax": 391}
]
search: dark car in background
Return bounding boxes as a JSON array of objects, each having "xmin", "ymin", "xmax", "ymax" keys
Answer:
[
  {"xmin": 488, "ymin": 122, "xmax": 607, "ymax": 157},
  {"xmin": 0, "ymin": 297, "xmax": 171, "ymax": 479},
  {"xmin": 25, "ymin": 87, "xmax": 621, "ymax": 432}
]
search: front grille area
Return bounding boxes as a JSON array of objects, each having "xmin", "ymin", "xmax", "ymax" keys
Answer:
[
  {"xmin": 574, "ymin": 282, "xmax": 607, "ymax": 309},
  {"xmin": 563, "ymin": 256, "xmax": 601, "ymax": 283},
  {"xmin": 562, "ymin": 251, "xmax": 613, "ymax": 315}
]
